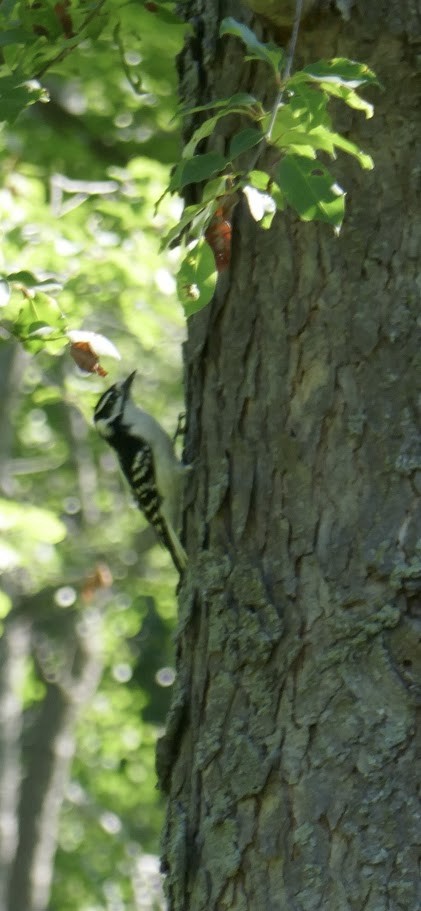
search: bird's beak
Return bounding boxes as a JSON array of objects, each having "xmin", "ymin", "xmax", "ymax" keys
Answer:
[{"xmin": 122, "ymin": 370, "xmax": 136, "ymax": 404}]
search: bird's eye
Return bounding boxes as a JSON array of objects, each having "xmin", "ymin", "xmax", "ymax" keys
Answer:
[{"xmin": 94, "ymin": 387, "xmax": 119, "ymax": 419}]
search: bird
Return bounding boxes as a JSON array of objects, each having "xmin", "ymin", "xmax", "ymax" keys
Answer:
[{"xmin": 93, "ymin": 371, "xmax": 188, "ymax": 573}]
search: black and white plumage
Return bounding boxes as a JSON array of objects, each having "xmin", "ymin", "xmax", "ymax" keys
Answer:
[{"xmin": 94, "ymin": 371, "xmax": 188, "ymax": 574}]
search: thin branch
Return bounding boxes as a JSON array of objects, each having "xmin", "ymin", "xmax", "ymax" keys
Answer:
[
  {"xmin": 113, "ymin": 23, "xmax": 145, "ymax": 95},
  {"xmin": 245, "ymin": 0, "xmax": 304, "ymax": 175},
  {"xmin": 266, "ymin": 0, "xmax": 303, "ymax": 142},
  {"xmin": 34, "ymin": 0, "xmax": 108, "ymax": 80}
]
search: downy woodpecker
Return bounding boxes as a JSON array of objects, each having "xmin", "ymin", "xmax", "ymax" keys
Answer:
[{"xmin": 94, "ymin": 371, "xmax": 188, "ymax": 573}]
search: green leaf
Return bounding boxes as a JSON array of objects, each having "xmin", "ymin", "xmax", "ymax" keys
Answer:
[
  {"xmin": 177, "ymin": 240, "xmax": 217, "ymax": 317},
  {"xmin": 275, "ymin": 124, "xmax": 373, "ymax": 168},
  {"xmin": 327, "ymin": 131, "xmax": 374, "ymax": 169},
  {"xmin": 168, "ymin": 160, "xmax": 184, "ymax": 193},
  {"xmin": 229, "ymin": 128, "xmax": 263, "ymax": 160},
  {"xmin": 22, "ymin": 322, "xmax": 56, "ymax": 354},
  {"xmin": 274, "ymin": 128, "xmax": 321, "ymax": 153},
  {"xmin": 288, "ymin": 86, "xmax": 330, "ymax": 127},
  {"xmin": 0, "ymin": 28, "xmax": 30, "ymax": 47},
  {"xmin": 269, "ymin": 90, "xmax": 374, "ymax": 169},
  {"xmin": 182, "ymin": 115, "xmax": 222, "ymax": 159},
  {"xmin": 0, "ymin": 498, "xmax": 67, "ymax": 544},
  {"xmin": 275, "ymin": 155, "xmax": 345, "ymax": 229},
  {"xmin": 269, "ymin": 93, "xmax": 329, "ymax": 145},
  {"xmin": 7, "ymin": 271, "xmax": 62, "ymax": 291},
  {"xmin": 299, "ymin": 58, "xmax": 378, "ymax": 88},
  {"xmin": 14, "ymin": 293, "xmax": 67, "ymax": 350},
  {"xmin": 201, "ymin": 176, "xmax": 229, "ymax": 202},
  {"xmin": 179, "ymin": 153, "xmax": 227, "ymax": 189},
  {"xmin": 271, "ymin": 125, "xmax": 325, "ymax": 154},
  {"xmin": 29, "ymin": 292, "xmax": 66, "ymax": 327},
  {"xmin": 260, "ymin": 209, "xmax": 276, "ymax": 230},
  {"xmin": 220, "ymin": 17, "xmax": 283, "ymax": 74},
  {"xmin": 159, "ymin": 202, "xmax": 209, "ymax": 249},
  {"xmin": 180, "ymin": 93, "xmax": 261, "ymax": 117},
  {"xmin": 247, "ymin": 170, "xmax": 270, "ymax": 191},
  {"xmin": 317, "ymin": 82, "xmax": 374, "ymax": 118},
  {"xmin": 182, "ymin": 96, "xmax": 263, "ymax": 160},
  {"xmin": 31, "ymin": 324, "xmax": 69, "ymax": 354},
  {"xmin": 270, "ymin": 182, "xmax": 285, "ymax": 213},
  {"xmin": 0, "ymin": 75, "xmax": 48, "ymax": 124},
  {"xmin": 287, "ymin": 59, "xmax": 377, "ymax": 120},
  {"xmin": 18, "ymin": 292, "xmax": 66, "ymax": 329}
]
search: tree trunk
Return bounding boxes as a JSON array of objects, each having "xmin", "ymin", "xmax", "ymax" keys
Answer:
[{"xmin": 158, "ymin": 2, "xmax": 421, "ymax": 909}]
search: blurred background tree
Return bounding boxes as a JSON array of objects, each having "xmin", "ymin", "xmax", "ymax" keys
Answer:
[{"xmin": 0, "ymin": 2, "xmax": 187, "ymax": 909}]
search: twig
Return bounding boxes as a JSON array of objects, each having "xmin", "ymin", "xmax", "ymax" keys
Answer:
[
  {"xmin": 246, "ymin": 0, "xmax": 303, "ymax": 174},
  {"xmin": 266, "ymin": 0, "xmax": 303, "ymax": 141},
  {"xmin": 35, "ymin": 0, "xmax": 107, "ymax": 80},
  {"xmin": 113, "ymin": 23, "xmax": 144, "ymax": 95}
]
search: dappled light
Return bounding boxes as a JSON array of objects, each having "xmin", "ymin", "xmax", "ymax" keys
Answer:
[{"xmin": 0, "ymin": 1, "xmax": 186, "ymax": 909}]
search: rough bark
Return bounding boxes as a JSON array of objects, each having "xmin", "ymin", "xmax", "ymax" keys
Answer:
[{"xmin": 158, "ymin": 1, "xmax": 421, "ymax": 909}]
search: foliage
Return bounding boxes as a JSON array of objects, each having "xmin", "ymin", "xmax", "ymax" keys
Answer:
[
  {"xmin": 0, "ymin": 4, "xmax": 377, "ymax": 345},
  {"xmin": 0, "ymin": 2, "xmax": 187, "ymax": 909},
  {"xmin": 0, "ymin": 0, "xmax": 186, "ymax": 369},
  {"xmin": 160, "ymin": 16, "xmax": 377, "ymax": 314}
]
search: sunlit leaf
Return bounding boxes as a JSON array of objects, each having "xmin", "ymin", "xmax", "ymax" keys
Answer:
[
  {"xmin": 248, "ymin": 170, "xmax": 271, "ymax": 191},
  {"xmin": 327, "ymin": 131, "xmax": 374, "ymax": 168},
  {"xmin": 317, "ymin": 81, "xmax": 374, "ymax": 118},
  {"xmin": 300, "ymin": 57, "xmax": 378, "ymax": 88},
  {"xmin": 25, "ymin": 323, "xmax": 67, "ymax": 354},
  {"xmin": 287, "ymin": 59, "xmax": 377, "ymax": 120},
  {"xmin": 14, "ymin": 292, "xmax": 67, "ymax": 350},
  {"xmin": 272, "ymin": 124, "xmax": 373, "ymax": 168}
]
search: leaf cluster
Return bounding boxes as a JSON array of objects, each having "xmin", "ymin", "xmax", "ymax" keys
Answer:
[{"xmin": 160, "ymin": 16, "xmax": 377, "ymax": 315}]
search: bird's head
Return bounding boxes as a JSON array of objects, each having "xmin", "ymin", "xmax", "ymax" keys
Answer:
[{"xmin": 93, "ymin": 370, "xmax": 136, "ymax": 438}]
